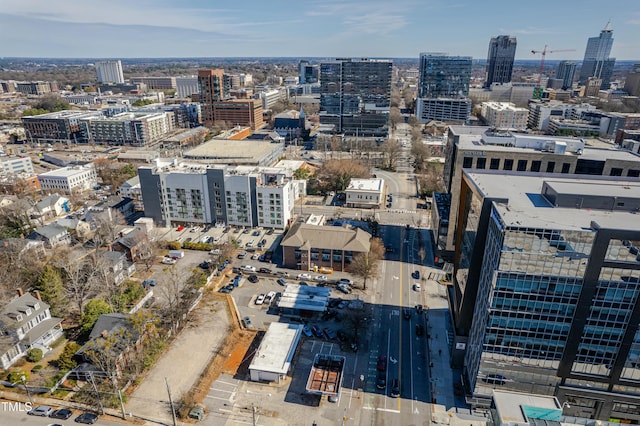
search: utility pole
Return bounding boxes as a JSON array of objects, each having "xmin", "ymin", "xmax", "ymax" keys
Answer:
[
  {"xmin": 88, "ymin": 372, "xmax": 104, "ymax": 415},
  {"xmin": 165, "ymin": 377, "xmax": 177, "ymax": 426},
  {"xmin": 252, "ymin": 403, "xmax": 257, "ymax": 426}
]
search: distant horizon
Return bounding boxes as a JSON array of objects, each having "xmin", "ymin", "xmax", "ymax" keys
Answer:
[
  {"xmin": 1, "ymin": 1, "xmax": 638, "ymax": 60},
  {"xmin": 2, "ymin": 57, "xmax": 639, "ymax": 65}
]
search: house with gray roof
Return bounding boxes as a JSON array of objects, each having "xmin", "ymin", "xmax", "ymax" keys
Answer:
[
  {"xmin": 0, "ymin": 292, "xmax": 63, "ymax": 369},
  {"xmin": 30, "ymin": 194, "xmax": 71, "ymax": 223},
  {"xmin": 27, "ymin": 223, "xmax": 71, "ymax": 248},
  {"xmin": 97, "ymin": 250, "xmax": 136, "ymax": 285},
  {"xmin": 0, "ymin": 238, "xmax": 46, "ymax": 263},
  {"xmin": 280, "ymin": 222, "xmax": 371, "ymax": 272}
]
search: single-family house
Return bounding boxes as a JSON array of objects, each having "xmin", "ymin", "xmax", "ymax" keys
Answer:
[
  {"xmin": 112, "ymin": 229, "xmax": 150, "ymax": 262},
  {"xmin": 30, "ymin": 194, "xmax": 71, "ymax": 223},
  {"xmin": 0, "ymin": 291, "xmax": 63, "ymax": 369},
  {"xmin": 97, "ymin": 250, "xmax": 136, "ymax": 285},
  {"xmin": 76, "ymin": 313, "xmax": 142, "ymax": 379},
  {"xmin": 27, "ymin": 223, "xmax": 71, "ymax": 248},
  {"xmin": 0, "ymin": 238, "xmax": 47, "ymax": 263}
]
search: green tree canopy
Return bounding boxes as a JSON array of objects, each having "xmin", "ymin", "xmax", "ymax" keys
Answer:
[
  {"xmin": 34, "ymin": 265, "xmax": 65, "ymax": 317},
  {"xmin": 80, "ymin": 298, "xmax": 113, "ymax": 333}
]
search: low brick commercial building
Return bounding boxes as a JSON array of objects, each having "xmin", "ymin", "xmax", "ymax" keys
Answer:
[{"xmin": 280, "ymin": 223, "xmax": 371, "ymax": 272}]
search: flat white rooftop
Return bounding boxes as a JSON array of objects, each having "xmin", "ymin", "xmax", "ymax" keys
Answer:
[
  {"xmin": 38, "ymin": 165, "xmax": 93, "ymax": 178},
  {"xmin": 249, "ymin": 322, "xmax": 302, "ymax": 375},
  {"xmin": 346, "ymin": 178, "xmax": 384, "ymax": 192}
]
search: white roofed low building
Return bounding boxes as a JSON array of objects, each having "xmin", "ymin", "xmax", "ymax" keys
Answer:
[
  {"xmin": 345, "ymin": 178, "xmax": 385, "ymax": 209},
  {"xmin": 249, "ymin": 322, "xmax": 303, "ymax": 383}
]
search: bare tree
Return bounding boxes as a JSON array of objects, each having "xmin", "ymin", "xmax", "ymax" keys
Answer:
[
  {"xmin": 156, "ymin": 265, "xmax": 189, "ymax": 333},
  {"xmin": 380, "ymin": 138, "xmax": 402, "ymax": 170},
  {"xmin": 52, "ymin": 249, "xmax": 96, "ymax": 316},
  {"xmin": 91, "ymin": 210, "xmax": 126, "ymax": 249},
  {"xmin": 350, "ymin": 238, "xmax": 385, "ymax": 290}
]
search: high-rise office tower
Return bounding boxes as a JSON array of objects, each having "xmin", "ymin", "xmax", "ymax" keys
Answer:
[
  {"xmin": 578, "ymin": 21, "xmax": 616, "ymax": 89},
  {"xmin": 416, "ymin": 53, "xmax": 472, "ymax": 123},
  {"xmin": 95, "ymin": 60, "xmax": 124, "ymax": 84},
  {"xmin": 485, "ymin": 35, "xmax": 517, "ymax": 87},
  {"xmin": 319, "ymin": 58, "xmax": 392, "ymax": 136},
  {"xmin": 556, "ymin": 61, "xmax": 577, "ymax": 90},
  {"xmin": 197, "ymin": 69, "xmax": 226, "ymax": 125},
  {"xmin": 455, "ymin": 170, "xmax": 640, "ymax": 421}
]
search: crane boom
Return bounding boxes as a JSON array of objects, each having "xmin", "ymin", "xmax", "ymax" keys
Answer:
[{"xmin": 531, "ymin": 45, "xmax": 576, "ymax": 98}]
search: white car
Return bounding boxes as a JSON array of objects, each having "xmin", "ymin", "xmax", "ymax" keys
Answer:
[
  {"xmin": 314, "ymin": 275, "xmax": 328, "ymax": 282},
  {"xmin": 28, "ymin": 405, "xmax": 53, "ymax": 416},
  {"xmin": 162, "ymin": 257, "xmax": 177, "ymax": 265},
  {"xmin": 297, "ymin": 273, "xmax": 312, "ymax": 280},
  {"xmin": 413, "ymin": 283, "xmax": 421, "ymax": 291},
  {"xmin": 251, "ymin": 253, "xmax": 260, "ymax": 260},
  {"xmin": 246, "ymin": 240, "xmax": 255, "ymax": 247},
  {"xmin": 241, "ymin": 265, "xmax": 257, "ymax": 273},
  {"xmin": 210, "ymin": 249, "xmax": 221, "ymax": 255},
  {"xmin": 255, "ymin": 294, "xmax": 266, "ymax": 305}
]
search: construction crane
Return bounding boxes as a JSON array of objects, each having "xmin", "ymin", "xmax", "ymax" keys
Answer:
[{"xmin": 531, "ymin": 45, "xmax": 576, "ymax": 88}]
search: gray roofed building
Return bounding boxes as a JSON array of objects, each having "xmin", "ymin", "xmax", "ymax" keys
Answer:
[
  {"xmin": 281, "ymin": 223, "xmax": 371, "ymax": 272},
  {"xmin": 0, "ymin": 238, "xmax": 46, "ymax": 262},
  {"xmin": 27, "ymin": 223, "xmax": 71, "ymax": 248},
  {"xmin": 0, "ymin": 292, "xmax": 63, "ymax": 369}
]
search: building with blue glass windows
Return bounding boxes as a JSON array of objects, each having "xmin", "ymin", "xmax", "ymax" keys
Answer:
[
  {"xmin": 578, "ymin": 22, "xmax": 615, "ymax": 90},
  {"xmin": 452, "ymin": 170, "xmax": 640, "ymax": 422}
]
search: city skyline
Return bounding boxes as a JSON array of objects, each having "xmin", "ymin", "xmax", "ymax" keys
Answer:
[{"xmin": 0, "ymin": 0, "xmax": 639, "ymax": 60}]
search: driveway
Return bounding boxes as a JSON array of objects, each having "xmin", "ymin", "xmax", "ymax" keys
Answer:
[{"xmin": 126, "ymin": 296, "xmax": 230, "ymax": 423}]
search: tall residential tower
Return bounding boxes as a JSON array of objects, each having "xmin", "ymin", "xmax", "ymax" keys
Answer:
[
  {"xmin": 485, "ymin": 35, "xmax": 517, "ymax": 87},
  {"xmin": 416, "ymin": 53, "xmax": 472, "ymax": 123}
]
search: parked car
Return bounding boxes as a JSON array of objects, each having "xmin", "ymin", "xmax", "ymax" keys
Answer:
[
  {"xmin": 297, "ymin": 273, "xmax": 312, "ymax": 280},
  {"xmin": 311, "ymin": 325, "xmax": 323, "ymax": 338},
  {"xmin": 242, "ymin": 229, "xmax": 250, "ymax": 234},
  {"xmin": 266, "ymin": 228, "xmax": 275, "ymax": 235},
  {"xmin": 28, "ymin": 405, "xmax": 53, "ymax": 416},
  {"xmin": 255, "ymin": 294, "xmax": 266, "ymax": 305},
  {"xmin": 276, "ymin": 271, "xmax": 289, "ymax": 278},
  {"xmin": 337, "ymin": 284, "xmax": 351, "ymax": 294},
  {"xmin": 240, "ymin": 265, "xmax": 257, "ymax": 273},
  {"xmin": 260, "ymin": 239, "xmax": 267, "ymax": 246},
  {"xmin": 337, "ymin": 278, "xmax": 353, "ymax": 286},
  {"xmin": 50, "ymin": 409, "xmax": 73, "ymax": 420},
  {"xmin": 377, "ymin": 355, "xmax": 387, "ymax": 372},
  {"xmin": 411, "ymin": 270, "xmax": 420, "ymax": 279},
  {"xmin": 243, "ymin": 316, "xmax": 253, "ymax": 328},
  {"xmin": 248, "ymin": 274, "xmax": 259, "ymax": 283},
  {"xmin": 188, "ymin": 406, "xmax": 204, "ymax": 421},
  {"xmin": 74, "ymin": 412, "xmax": 99, "ymax": 424},
  {"xmin": 258, "ymin": 267, "xmax": 272, "ymax": 274},
  {"xmin": 314, "ymin": 275, "xmax": 328, "ymax": 282},
  {"xmin": 413, "ymin": 283, "xmax": 421, "ymax": 291},
  {"xmin": 246, "ymin": 240, "xmax": 255, "ymax": 247},
  {"xmin": 264, "ymin": 291, "xmax": 276, "ymax": 304},
  {"xmin": 277, "ymin": 278, "xmax": 287, "ymax": 286},
  {"xmin": 302, "ymin": 325, "xmax": 313, "ymax": 337},
  {"xmin": 252, "ymin": 230, "xmax": 261, "ymax": 236},
  {"xmin": 162, "ymin": 257, "xmax": 177, "ymax": 265},
  {"xmin": 483, "ymin": 374, "xmax": 507, "ymax": 385},
  {"xmin": 415, "ymin": 304, "xmax": 424, "ymax": 314},
  {"xmin": 251, "ymin": 253, "xmax": 260, "ymax": 260},
  {"xmin": 237, "ymin": 251, "xmax": 247, "ymax": 259}
]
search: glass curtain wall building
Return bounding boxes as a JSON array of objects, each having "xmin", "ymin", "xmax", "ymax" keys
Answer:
[
  {"xmin": 454, "ymin": 171, "xmax": 640, "ymax": 422},
  {"xmin": 319, "ymin": 58, "xmax": 392, "ymax": 137},
  {"xmin": 578, "ymin": 22, "xmax": 615, "ymax": 88},
  {"xmin": 485, "ymin": 35, "xmax": 517, "ymax": 87}
]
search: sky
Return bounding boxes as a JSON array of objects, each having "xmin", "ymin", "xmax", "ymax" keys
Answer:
[{"xmin": 0, "ymin": 0, "xmax": 638, "ymax": 60}]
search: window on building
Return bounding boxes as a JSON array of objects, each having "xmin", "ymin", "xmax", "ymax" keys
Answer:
[
  {"xmin": 503, "ymin": 159, "xmax": 513, "ymax": 171},
  {"xmin": 462, "ymin": 157, "xmax": 473, "ymax": 168},
  {"xmin": 628, "ymin": 169, "xmax": 640, "ymax": 178},
  {"xmin": 476, "ymin": 158, "xmax": 486, "ymax": 170},
  {"xmin": 531, "ymin": 161, "xmax": 541, "ymax": 172},
  {"xmin": 610, "ymin": 168, "xmax": 623, "ymax": 176},
  {"xmin": 546, "ymin": 162, "xmax": 555, "ymax": 173},
  {"xmin": 561, "ymin": 163, "xmax": 571, "ymax": 173},
  {"xmin": 489, "ymin": 158, "xmax": 500, "ymax": 170},
  {"xmin": 517, "ymin": 160, "xmax": 528, "ymax": 171}
]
